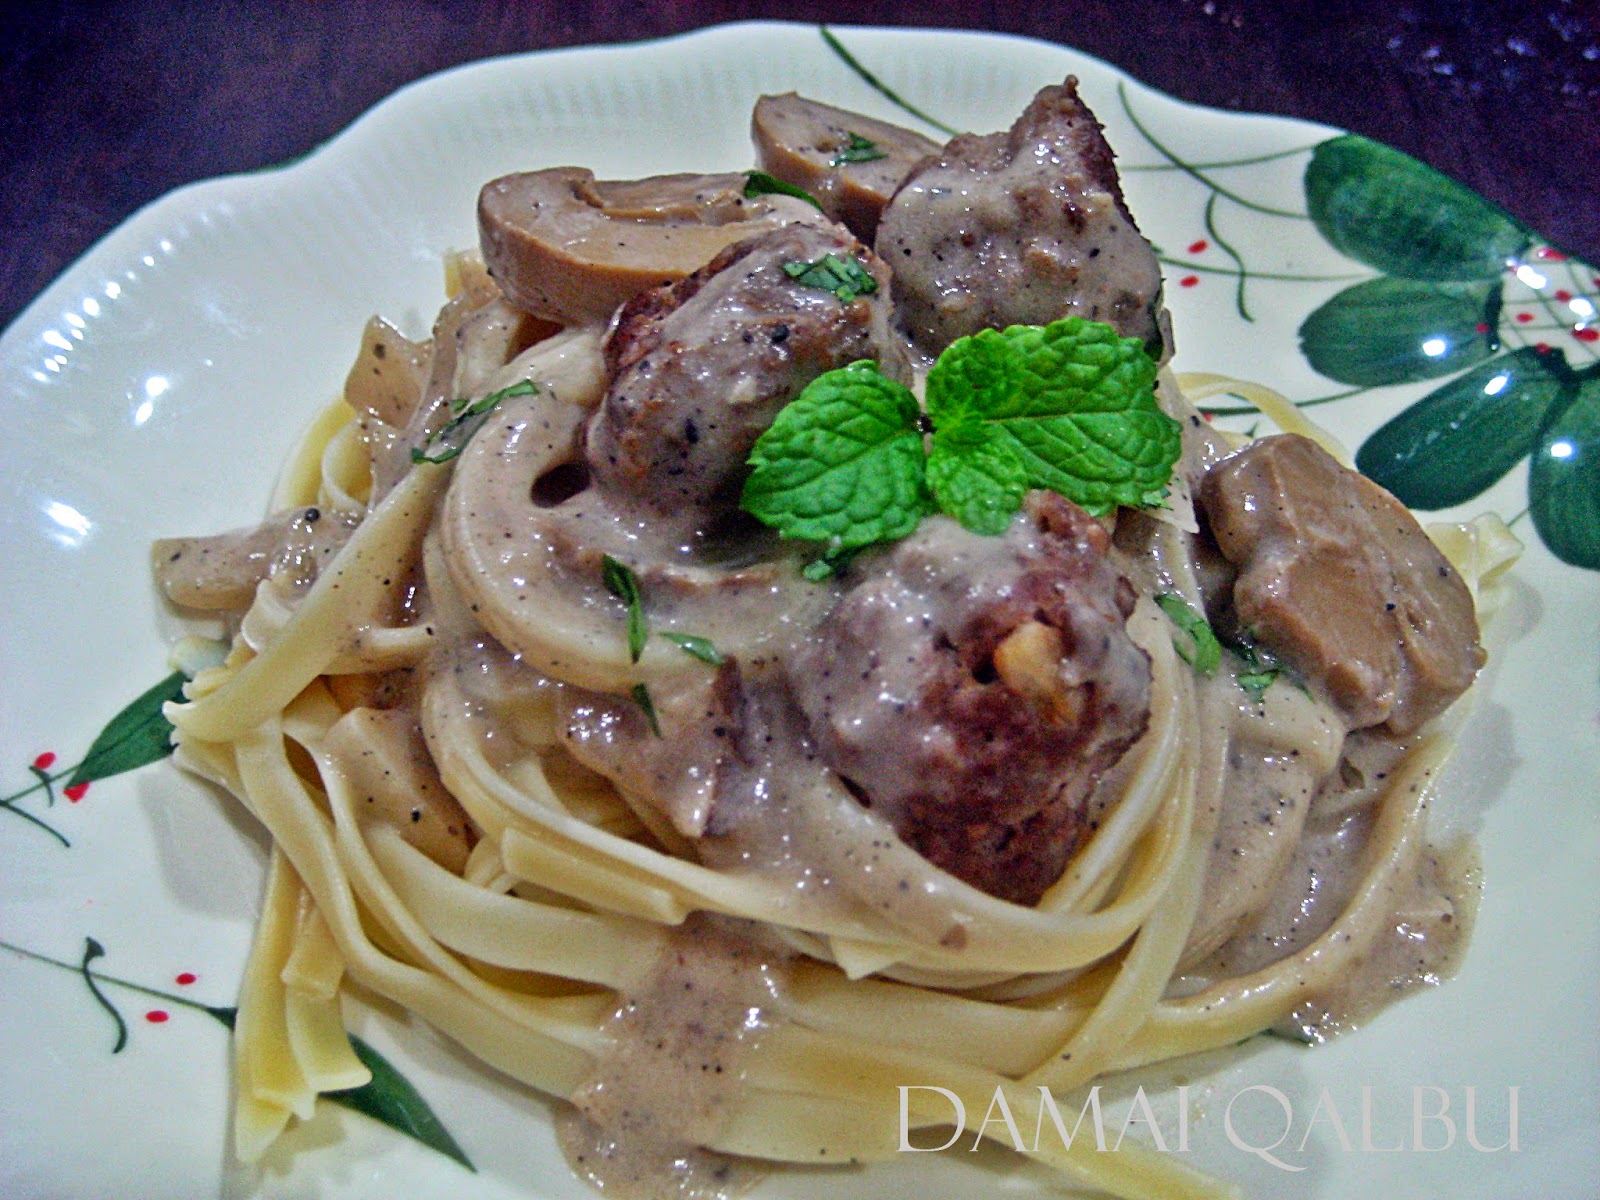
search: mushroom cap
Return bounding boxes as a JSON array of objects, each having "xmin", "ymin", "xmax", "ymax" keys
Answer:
[
  {"xmin": 751, "ymin": 93, "xmax": 941, "ymax": 241},
  {"xmin": 478, "ymin": 168, "xmax": 821, "ymax": 325}
]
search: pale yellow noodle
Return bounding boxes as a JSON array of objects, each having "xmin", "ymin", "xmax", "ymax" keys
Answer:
[{"xmin": 163, "ymin": 334, "xmax": 1516, "ymax": 1200}]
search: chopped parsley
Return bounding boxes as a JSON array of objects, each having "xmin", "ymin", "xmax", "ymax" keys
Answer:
[
  {"xmin": 600, "ymin": 555, "xmax": 648, "ymax": 663},
  {"xmin": 660, "ymin": 633, "xmax": 724, "ymax": 666},
  {"xmin": 630, "ymin": 683, "xmax": 662, "ymax": 737},
  {"xmin": 1228, "ymin": 637, "xmax": 1284, "ymax": 704},
  {"xmin": 1153, "ymin": 594, "xmax": 1285, "ymax": 700},
  {"xmin": 830, "ymin": 131, "xmax": 887, "ymax": 165},
  {"xmin": 601, "ymin": 559, "xmax": 724, "ymax": 668},
  {"xmin": 781, "ymin": 254, "xmax": 879, "ymax": 302},
  {"xmin": 1154, "ymin": 593, "xmax": 1222, "ymax": 676},
  {"xmin": 743, "ymin": 170, "xmax": 823, "ymax": 210},
  {"xmin": 411, "ymin": 379, "xmax": 537, "ymax": 465}
]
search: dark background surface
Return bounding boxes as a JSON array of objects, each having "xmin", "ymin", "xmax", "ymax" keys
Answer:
[{"xmin": 2, "ymin": 0, "xmax": 1597, "ymax": 334}]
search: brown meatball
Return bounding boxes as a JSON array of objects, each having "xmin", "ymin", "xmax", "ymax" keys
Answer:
[
  {"xmin": 875, "ymin": 77, "xmax": 1168, "ymax": 362},
  {"xmin": 588, "ymin": 221, "xmax": 904, "ymax": 521},
  {"xmin": 788, "ymin": 493, "xmax": 1152, "ymax": 905}
]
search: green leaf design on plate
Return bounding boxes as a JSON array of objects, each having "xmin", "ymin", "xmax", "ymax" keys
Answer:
[
  {"xmin": 1356, "ymin": 347, "xmax": 1575, "ymax": 509},
  {"xmin": 65, "ymin": 671, "xmax": 187, "ymax": 787},
  {"xmin": 197, "ymin": 1000, "xmax": 477, "ymax": 1167},
  {"xmin": 1305, "ymin": 135, "xmax": 1529, "ymax": 280},
  {"xmin": 2, "ymin": 938, "xmax": 473, "ymax": 1170},
  {"xmin": 1299, "ymin": 277, "xmax": 1497, "ymax": 386},
  {"xmin": 201, "ymin": 1008, "xmax": 472, "ymax": 1167},
  {"xmin": 327, "ymin": 1034, "xmax": 476, "ymax": 1171},
  {"xmin": 1529, "ymin": 372, "xmax": 1600, "ymax": 570}
]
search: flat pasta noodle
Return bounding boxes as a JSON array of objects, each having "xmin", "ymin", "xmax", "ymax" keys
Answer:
[{"xmin": 156, "ymin": 122, "xmax": 1517, "ymax": 1200}]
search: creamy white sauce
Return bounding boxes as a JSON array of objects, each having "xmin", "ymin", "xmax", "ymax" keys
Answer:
[
  {"xmin": 556, "ymin": 916, "xmax": 785, "ymax": 1200},
  {"xmin": 1175, "ymin": 695, "xmax": 1478, "ymax": 1038}
]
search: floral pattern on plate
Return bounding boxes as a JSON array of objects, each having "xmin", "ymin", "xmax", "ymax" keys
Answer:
[{"xmin": 0, "ymin": 21, "xmax": 1592, "ymax": 1200}]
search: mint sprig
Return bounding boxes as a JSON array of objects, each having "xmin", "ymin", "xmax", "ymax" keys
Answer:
[
  {"xmin": 927, "ymin": 322, "xmax": 1175, "ymax": 514},
  {"xmin": 739, "ymin": 317, "xmax": 1177, "ymax": 554}
]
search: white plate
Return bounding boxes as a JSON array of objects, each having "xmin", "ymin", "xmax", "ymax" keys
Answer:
[{"xmin": 1, "ymin": 21, "xmax": 1595, "ymax": 1200}]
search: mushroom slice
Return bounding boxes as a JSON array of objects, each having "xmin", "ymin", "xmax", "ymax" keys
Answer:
[
  {"xmin": 478, "ymin": 168, "xmax": 822, "ymax": 325},
  {"xmin": 1199, "ymin": 433, "xmax": 1485, "ymax": 736},
  {"xmin": 751, "ymin": 94, "xmax": 941, "ymax": 240}
]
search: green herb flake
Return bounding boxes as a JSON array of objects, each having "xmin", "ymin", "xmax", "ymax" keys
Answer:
[
  {"xmin": 411, "ymin": 379, "xmax": 538, "ymax": 465},
  {"xmin": 740, "ymin": 361, "xmax": 929, "ymax": 552},
  {"xmin": 743, "ymin": 170, "xmax": 824, "ymax": 210},
  {"xmin": 660, "ymin": 633, "xmax": 724, "ymax": 666},
  {"xmin": 1226, "ymin": 637, "xmax": 1283, "ymax": 704},
  {"xmin": 831, "ymin": 131, "xmax": 887, "ymax": 166},
  {"xmin": 630, "ymin": 683, "xmax": 663, "ymax": 737},
  {"xmin": 1237, "ymin": 669, "xmax": 1278, "ymax": 704},
  {"xmin": 801, "ymin": 543, "xmax": 860, "ymax": 581},
  {"xmin": 781, "ymin": 254, "xmax": 879, "ymax": 302},
  {"xmin": 1155, "ymin": 593, "xmax": 1222, "ymax": 677},
  {"xmin": 600, "ymin": 555, "xmax": 648, "ymax": 663}
]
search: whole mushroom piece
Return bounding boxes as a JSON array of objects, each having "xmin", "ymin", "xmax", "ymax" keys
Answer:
[{"xmin": 478, "ymin": 168, "xmax": 824, "ymax": 325}]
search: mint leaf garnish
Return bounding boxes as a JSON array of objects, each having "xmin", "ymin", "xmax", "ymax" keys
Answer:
[
  {"xmin": 412, "ymin": 379, "xmax": 537, "ymax": 465},
  {"xmin": 1155, "ymin": 593, "xmax": 1222, "ymax": 676},
  {"xmin": 782, "ymin": 254, "xmax": 878, "ymax": 302},
  {"xmin": 740, "ymin": 318, "xmax": 1177, "ymax": 560},
  {"xmin": 925, "ymin": 418, "xmax": 1028, "ymax": 536},
  {"xmin": 831, "ymin": 131, "xmax": 887, "ymax": 165},
  {"xmin": 743, "ymin": 170, "xmax": 824, "ymax": 210},
  {"xmin": 741, "ymin": 361, "xmax": 929, "ymax": 550},
  {"xmin": 927, "ymin": 320, "xmax": 1176, "ymax": 516}
]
